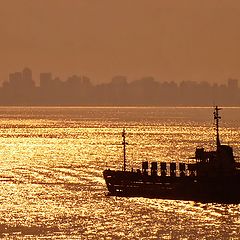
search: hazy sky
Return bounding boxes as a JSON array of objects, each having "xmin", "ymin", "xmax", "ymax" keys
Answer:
[{"xmin": 1, "ymin": 0, "xmax": 240, "ymax": 83}]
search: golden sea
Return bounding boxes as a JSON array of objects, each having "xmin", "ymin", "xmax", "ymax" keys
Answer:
[{"xmin": 0, "ymin": 107, "xmax": 239, "ymax": 239}]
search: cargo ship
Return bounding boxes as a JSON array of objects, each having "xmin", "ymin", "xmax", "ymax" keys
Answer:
[{"xmin": 103, "ymin": 107, "xmax": 240, "ymax": 203}]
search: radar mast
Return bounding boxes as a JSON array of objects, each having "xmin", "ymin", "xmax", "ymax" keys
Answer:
[
  {"xmin": 122, "ymin": 128, "xmax": 127, "ymax": 171},
  {"xmin": 214, "ymin": 106, "xmax": 221, "ymax": 150}
]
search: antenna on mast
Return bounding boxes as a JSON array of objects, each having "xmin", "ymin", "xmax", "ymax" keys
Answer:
[
  {"xmin": 122, "ymin": 128, "xmax": 127, "ymax": 171},
  {"xmin": 214, "ymin": 106, "xmax": 221, "ymax": 150}
]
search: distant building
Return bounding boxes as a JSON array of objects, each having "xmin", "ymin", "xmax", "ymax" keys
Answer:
[
  {"xmin": 9, "ymin": 72, "xmax": 22, "ymax": 86},
  {"xmin": 7, "ymin": 68, "xmax": 35, "ymax": 90},
  {"xmin": 111, "ymin": 76, "xmax": 127, "ymax": 85},
  {"xmin": 228, "ymin": 78, "xmax": 238, "ymax": 89},
  {"xmin": 22, "ymin": 67, "xmax": 32, "ymax": 82}
]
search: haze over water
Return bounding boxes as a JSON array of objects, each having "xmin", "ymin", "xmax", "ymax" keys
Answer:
[
  {"xmin": 1, "ymin": 1, "xmax": 240, "ymax": 83},
  {"xmin": 0, "ymin": 107, "xmax": 239, "ymax": 239}
]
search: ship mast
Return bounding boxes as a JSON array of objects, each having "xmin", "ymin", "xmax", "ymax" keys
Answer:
[
  {"xmin": 122, "ymin": 128, "xmax": 127, "ymax": 171},
  {"xmin": 214, "ymin": 106, "xmax": 221, "ymax": 150}
]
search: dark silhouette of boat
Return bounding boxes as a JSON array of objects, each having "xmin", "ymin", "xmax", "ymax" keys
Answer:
[{"xmin": 103, "ymin": 107, "xmax": 240, "ymax": 203}]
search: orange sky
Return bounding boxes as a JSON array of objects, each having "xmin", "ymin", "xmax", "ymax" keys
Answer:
[{"xmin": 1, "ymin": 0, "xmax": 240, "ymax": 84}]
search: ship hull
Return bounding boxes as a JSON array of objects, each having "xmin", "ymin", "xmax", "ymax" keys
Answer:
[{"xmin": 103, "ymin": 170, "xmax": 240, "ymax": 203}]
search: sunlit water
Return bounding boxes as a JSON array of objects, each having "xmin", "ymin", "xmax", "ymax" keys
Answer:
[{"xmin": 0, "ymin": 107, "xmax": 239, "ymax": 239}]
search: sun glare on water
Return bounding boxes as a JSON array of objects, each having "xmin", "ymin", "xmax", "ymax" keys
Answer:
[{"xmin": 0, "ymin": 107, "xmax": 239, "ymax": 239}]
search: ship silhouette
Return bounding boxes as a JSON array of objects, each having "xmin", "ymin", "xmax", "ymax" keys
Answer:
[{"xmin": 103, "ymin": 107, "xmax": 240, "ymax": 203}]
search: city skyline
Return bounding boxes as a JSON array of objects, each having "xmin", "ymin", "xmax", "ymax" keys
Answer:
[
  {"xmin": 4, "ymin": 67, "xmax": 240, "ymax": 87},
  {"xmin": 1, "ymin": 67, "xmax": 239, "ymax": 106}
]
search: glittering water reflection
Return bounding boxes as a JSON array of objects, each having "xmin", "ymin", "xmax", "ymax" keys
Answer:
[{"xmin": 0, "ymin": 107, "xmax": 239, "ymax": 239}]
